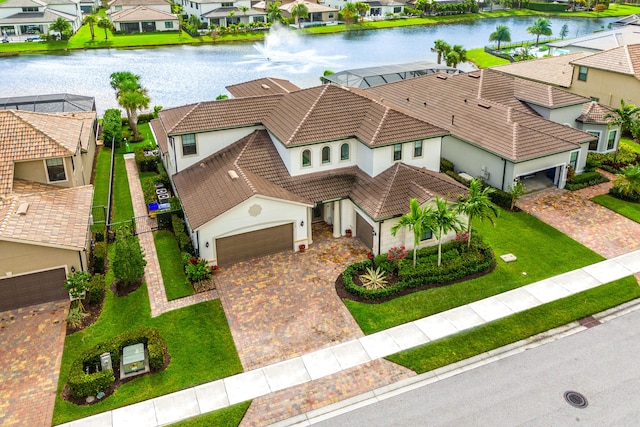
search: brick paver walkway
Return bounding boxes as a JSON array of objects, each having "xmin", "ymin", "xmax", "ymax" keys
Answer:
[
  {"xmin": 517, "ymin": 170, "xmax": 640, "ymax": 259},
  {"xmin": 124, "ymin": 155, "xmax": 219, "ymax": 317},
  {"xmin": 215, "ymin": 223, "xmax": 370, "ymax": 372},
  {"xmin": 0, "ymin": 301, "xmax": 68, "ymax": 427}
]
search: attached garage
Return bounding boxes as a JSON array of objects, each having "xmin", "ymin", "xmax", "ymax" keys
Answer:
[
  {"xmin": 0, "ymin": 267, "xmax": 67, "ymax": 311},
  {"xmin": 216, "ymin": 223, "xmax": 294, "ymax": 266},
  {"xmin": 356, "ymin": 213, "xmax": 373, "ymax": 250}
]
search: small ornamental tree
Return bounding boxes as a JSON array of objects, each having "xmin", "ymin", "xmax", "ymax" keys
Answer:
[
  {"xmin": 113, "ymin": 230, "xmax": 147, "ymax": 287},
  {"xmin": 508, "ymin": 180, "xmax": 525, "ymax": 211},
  {"xmin": 64, "ymin": 270, "xmax": 91, "ymax": 311}
]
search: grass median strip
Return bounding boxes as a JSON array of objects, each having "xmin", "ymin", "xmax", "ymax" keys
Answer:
[{"xmin": 155, "ymin": 230, "xmax": 194, "ymax": 300}]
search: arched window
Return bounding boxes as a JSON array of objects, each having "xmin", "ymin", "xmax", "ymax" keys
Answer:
[
  {"xmin": 302, "ymin": 149, "xmax": 311, "ymax": 167},
  {"xmin": 340, "ymin": 143, "xmax": 350, "ymax": 161},
  {"xmin": 322, "ymin": 146, "xmax": 331, "ymax": 164}
]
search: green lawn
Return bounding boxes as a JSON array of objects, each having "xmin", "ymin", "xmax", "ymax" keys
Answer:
[
  {"xmin": 467, "ymin": 47, "xmax": 510, "ymax": 68},
  {"xmin": 168, "ymin": 402, "xmax": 251, "ymax": 427},
  {"xmin": 621, "ymin": 137, "xmax": 640, "ymax": 155},
  {"xmin": 123, "ymin": 122, "xmax": 156, "ymax": 153},
  {"xmin": 387, "ymin": 275, "xmax": 640, "ymax": 373},
  {"xmin": 592, "ymin": 194, "xmax": 640, "ymax": 223},
  {"xmin": 111, "ymin": 148, "xmax": 134, "ymax": 225},
  {"xmin": 91, "ymin": 146, "xmax": 112, "ymax": 231},
  {"xmin": 345, "ymin": 209, "xmax": 604, "ymax": 334},
  {"xmin": 53, "ymin": 266, "xmax": 242, "ymax": 424},
  {"xmin": 155, "ymin": 230, "xmax": 194, "ymax": 300}
]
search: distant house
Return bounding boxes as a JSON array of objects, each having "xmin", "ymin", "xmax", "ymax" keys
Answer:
[
  {"xmin": 611, "ymin": 13, "xmax": 640, "ymax": 27},
  {"xmin": 176, "ymin": 0, "xmax": 266, "ymax": 26},
  {"xmin": 547, "ymin": 25, "xmax": 640, "ymax": 55},
  {"xmin": 108, "ymin": 0, "xmax": 173, "ymax": 14},
  {"xmin": 0, "ymin": 109, "xmax": 97, "ymax": 311},
  {"xmin": 322, "ymin": 0, "xmax": 406, "ymax": 17},
  {"xmin": 278, "ymin": 0, "xmax": 339, "ymax": 25},
  {"xmin": 110, "ymin": 6, "xmax": 179, "ymax": 32},
  {"xmin": 0, "ymin": 0, "xmax": 83, "ymax": 36},
  {"xmin": 494, "ymin": 44, "xmax": 640, "ymax": 109}
]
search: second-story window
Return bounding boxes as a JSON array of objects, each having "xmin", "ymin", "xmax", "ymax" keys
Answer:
[
  {"xmin": 578, "ymin": 66, "xmax": 588, "ymax": 81},
  {"xmin": 302, "ymin": 149, "xmax": 311, "ymax": 167},
  {"xmin": 322, "ymin": 146, "xmax": 331, "ymax": 164},
  {"xmin": 340, "ymin": 143, "xmax": 349, "ymax": 160},
  {"xmin": 414, "ymin": 141, "xmax": 423, "ymax": 158},
  {"xmin": 182, "ymin": 133, "xmax": 197, "ymax": 156},
  {"xmin": 393, "ymin": 143, "xmax": 402, "ymax": 161},
  {"xmin": 46, "ymin": 158, "xmax": 66, "ymax": 182}
]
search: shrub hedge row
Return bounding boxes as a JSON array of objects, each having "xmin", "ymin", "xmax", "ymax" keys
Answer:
[
  {"xmin": 526, "ymin": 2, "xmax": 566, "ymax": 11},
  {"xmin": 102, "ymin": 109, "xmax": 122, "ymax": 148},
  {"xmin": 172, "ymin": 214, "xmax": 194, "ymax": 254},
  {"xmin": 92, "ymin": 242, "xmax": 107, "ymax": 274},
  {"xmin": 343, "ymin": 238, "xmax": 495, "ymax": 300},
  {"xmin": 67, "ymin": 327, "xmax": 166, "ymax": 398},
  {"xmin": 565, "ymin": 171, "xmax": 609, "ymax": 191},
  {"xmin": 88, "ymin": 274, "xmax": 105, "ymax": 304},
  {"xmin": 610, "ymin": 186, "xmax": 640, "ymax": 203}
]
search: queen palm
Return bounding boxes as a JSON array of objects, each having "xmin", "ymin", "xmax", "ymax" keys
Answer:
[
  {"xmin": 390, "ymin": 198, "xmax": 433, "ymax": 268},
  {"xmin": 489, "ymin": 24, "xmax": 511, "ymax": 50},
  {"xmin": 445, "ymin": 44, "xmax": 467, "ymax": 68},
  {"xmin": 355, "ymin": 2, "xmax": 370, "ymax": 22},
  {"xmin": 431, "ymin": 196, "xmax": 464, "ymax": 267},
  {"xmin": 267, "ymin": 1, "xmax": 283, "ymax": 23},
  {"xmin": 97, "ymin": 17, "xmax": 111, "ymax": 40},
  {"xmin": 605, "ymin": 99, "xmax": 640, "ymax": 138},
  {"xmin": 614, "ymin": 165, "xmax": 640, "ymax": 198},
  {"xmin": 433, "ymin": 39, "xmax": 450, "ymax": 64},
  {"xmin": 290, "ymin": 3, "xmax": 309, "ymax": 28},
  {"xmin": 527, "ymin": 17, "xmax": 552, "ymax": 47},
  {"xmin": 341, "ymin": 2, "xmax": 358, "ymax": 25},
  {"xmin": 83, "ymin": 14, "xmax": 98, "ymax": 40},
  {"xmin": 454, "ymin": 179, "xmax": 498, "ymax": 249}
]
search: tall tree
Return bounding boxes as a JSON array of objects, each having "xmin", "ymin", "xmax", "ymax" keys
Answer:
[
  {"xmin": 454, "ymin": 179, "xmax": 498, "ymax": 249},
  {"xmin": 290, "ymin": 3, "xmax": 309, "ymax": 28},
  {"xmin": 97, "ymin": 17, "xmax": 111, "ymax": 40},
  {"xmin": 489, "ymin": 24, "xmax": 511, "ymax": 50},
  {"xmin": 113, "ymin": 231, "xmax": 147, "ymax": 287},
  {"xmin": 390, "ymin": 198, "xmax": 433, "ymax": 268},
  {"xmin": 341, "ymin": 2, "xmax": 358, "ymax": 25},
  {"xmin": 49, "ymin": 17, "xmax": 71, "ymax": 39},
  {"xmin": 445, "ymin": 44, "xmax": 467, "ymax": 68},
  {"xmin": 433, "ymin": 39, "xmax": 450, "ymax": 64},
  {"xmin": 559, "ymin": 23, "xmax": 569, "ymax": 39},
  {"xmin": 354, "ymin": 2, "xmax": 370, "ymax": 22},
  {"xmin": 604, "ymin": 99, "xmax": 640, "ymax": 138},
  {"xmin": 109, "ymin": 72, "xmax": 150, "ymax": 141},
  {"xmin": 526, "ymin": 17, "xmax": 552, "ymax": 47},
  {"xmin": 267, "ymin": 1, "xmax": 283, "ymax": 23},
  {"xmin": 430, "ymin": 196, "xmax": 464, "ymax": 267},
  {"xmin": 83, "ymin": 14, "xmax": 98, "ymax": 41}
]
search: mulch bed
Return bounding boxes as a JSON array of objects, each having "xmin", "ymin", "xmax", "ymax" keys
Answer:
[
  {"xmin": 335, "ymin": 263, "xmax": 495, "ymax": 305},
  {"xmin": 66, "ymin": 292, "xmax": 104, "ymax": 336},
  {"xmin": 111, "ymin": 279, "xmax": 143, "ymax": 297},
  {"xmin": 192, "ymin": 277, "xmax": 216, "ymax": 293}
]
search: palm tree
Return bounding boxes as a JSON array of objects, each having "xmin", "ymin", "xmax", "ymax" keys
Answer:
[
  {"xmin": 109, "ymin": 72, "xmax": 150, "ymax": 141},
  {"xmin": 390, "ymin": 198, "xmax": 433, "ymax": 268},
  {"xmin": 290, "ymin": 3, "xmax": 309, "ymax": 29},
  {"xmin": 526, "ymin": 17, "xmax": 552, "ymax": 47},
  {"xmin": 604, "ymin": 99, "xmax": 640, "ymax": 138},
  {"xmin": 97, "ymin": 17, "xmax": 111, "ymax": 40},
  {"xmin": 430, "ymin": 196, "xmax": 465, "ymax": 267},
  {"xmin": 49, "ymin": 17, "xmax": 71, "ymax": 39},
  {"xmin": 454, "ymin": 179, "xmax": 498, "ymax": 249},
  {"xmin": 241, "ymin": 5, "xmax": 249, "ymax": 15},
  {"xmin": 614, "ymin": 165, "xmax": 640, "ymax": 198},
  {"xmin": 433, "ymin": 39, "xmax": 450, "ymax": 64},
  {"xmin": 341, "ymin": 2, "xmax": 358, "ymax": 25},
  {"xmin": 354, "ymin": 2, "xmax": 370, "ymax": 22},
  {"xmin": 445, "ymin": 44, "xmax": 467, "ymax": 68},
  {"xmin": 559, "ymin": 23, "xmax": 569, "ymax": 39},
  {"xmin": 267, "ymin": 1, "xmax": 283, "ymax": 23},
  {"xmin": 489, "ymin": 25, "xmax": 511, "ymax": 50},
  {"xmin": 83, "ymin": 14, "xmax": 98, "ymax": 40}
]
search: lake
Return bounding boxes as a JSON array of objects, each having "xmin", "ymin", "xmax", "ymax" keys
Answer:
[{"xmin": 0, "ymin": 16, "xmax": 616, "ymax": 113}]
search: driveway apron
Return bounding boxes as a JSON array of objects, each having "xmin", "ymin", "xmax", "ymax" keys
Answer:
[
  {"xmin": 214, "ymin": 223, "xmax": 369, "ymax": 371},
  {"xmin": 0, "ymin": 301, "xmax": 68, "ymax": 427}
]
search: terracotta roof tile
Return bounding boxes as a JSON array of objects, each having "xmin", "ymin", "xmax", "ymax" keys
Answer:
[
  {"xmin": 111, "ymin": 6, "xmax": 177, "ymax": 21},
  {"xmin": 493, "ymin": 52, "xmax": 591, "ymax": 88},
  {"xmin": 226, "ymin": 77, "xmax": 301, "ymax": 98},
  {"xmin": 149, "ymin": 118, "xmax": 168, "ymax": 154},
  {"xmin": 571, "ymin": 43, "xmax": 640, "ymax": 80},
  {"xmin": 59, "ymin": 111, "xmax": 96, "ymax": 152},
  {"xmin": 576, "ymin": 101, "xmax": 614, "ymax": 124}
]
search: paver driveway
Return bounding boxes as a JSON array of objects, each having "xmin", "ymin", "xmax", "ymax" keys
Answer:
[
  {"xmin": 214, "ymin": 224, "xmax": 369, "ymax": 371},
  {"xmin": 0, "ymin": 301, "xmax": 68, "ymax": 427}
]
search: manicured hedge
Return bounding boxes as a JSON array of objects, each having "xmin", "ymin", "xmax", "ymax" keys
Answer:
[
  {"xmin": 440, "ymin": 158, "xmax": 455, "ymax": 173},
  {"xmin": 92, "ymin": 242, "xmax": 107, "ymax": 274},
  {"xmin": 67, "ymin": 327, "xmax": 166, "ymax": 398},
  {"xmin": 526, "ymin": 2, "xmax": 566, "ymax": 11},
  {"xmin": 343, "ymin": 237, "xmax": 495, "ymax": 300},
  {"xmin": 172, "ymin": 214, "xmax": 194, "ymax": 254},
  {"xmin": 610, "ymin": 186, "xmax": 640, "ymax": 203},
  {"xmin": 134, "ymin": 146, "xmax": 159, "ymax": 173},
  {"xmin": 565, "ymin": 171, "xmax": 609, "ymax": 191},
  {"xmin": 102, "ymin": 109, "xmax": 122, "ymax": 148}
]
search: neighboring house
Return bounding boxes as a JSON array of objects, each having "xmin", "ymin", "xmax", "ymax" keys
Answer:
[
  {"xmin": 0, "ymin": 93, "xmax": 96, "ymax": 113},
  {"xmin": 226, "ymin": 77, "xmax": 301, "ymax": 97},
  {"xmin": 110, "ymin": 6, "xmax": 179, "ymax": 32},
  {"xmin": 494, "ymin": 44, "xmax": 640, "ymax": 108},
  {"xmin": 547, "ymin": 25, "xmax": 640, "ymax": 55},
  {"xmin": 79, "ymin": 0, "xmax": 99, "ymax": 14},
  {"xmin": 277, "ymin": 0, "xmax": 339, "ymax": 25},
  {"xmin": 323, "ymin": 0, "xmax": 406, "ymax": 17},
  {"xmin": 367, "ymin": 69, "xmax": 600, "ymax": 191},
  {"xmin": 108, "ymin": 0, "xmax": 172, "ymax": 14},
  {"xmin": 611, "ymin": 13, "xmax": 640, "ymax": 27},
  {"xmin": 0, "ymin": 109, "xmax": 97, "ymax": 311},
  {"xmin": 174, "ymin": 0, "xmax": 266, "ymax": 26},
  {"xmin": 0, "ymin": 0, "xmax": 83, "ymax": 36},
  {"xmin": 151, "ymin": 84, "xmax": 467, "ymax": 266},
  {"xmin": 575, "ymin": 101, "xmax": 619, "ymax": 153}
]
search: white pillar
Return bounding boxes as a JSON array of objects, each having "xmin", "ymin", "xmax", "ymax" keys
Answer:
[
  {"xmin": 307, "ymin": 208, "xmax": 313, "ymax": 244},
  {"xmin": 332, "ymin": 200, "xmax": 341, "ymax": 238}
]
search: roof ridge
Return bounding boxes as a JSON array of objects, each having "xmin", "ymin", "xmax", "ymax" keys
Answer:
[
  {"xmin": 375, "ymin": 163, "xmax": 402, "ymax": 217},
  {"xmin": 370, "ymin": 105, "xmax": 390, "ymax": 145},
  {"xmin": 623, "ymin": 44, "xmax": 635, "ymax": 77},
  {"xmin": 233, "ymin": 132, "xmax": 259, "ymax": 195},
  {"xmin": 0, "ymin": 199, "xmax": 17, "ymax": 237},
  {"xmin": 9, "ymin": 110, "xmax": 76, "ymax": 154},
  {"xmin": 285, "ymin": 85, "xmax": 329, "ymax": 145},
  {"xmin": 168, "ymin": 103, "xmax": 200, "ymax": 134}
]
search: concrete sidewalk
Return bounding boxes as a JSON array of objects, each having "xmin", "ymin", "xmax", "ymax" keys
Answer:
[{"xmin": 59, "ymin": 251, "xmax": 640, "ymax": 427}]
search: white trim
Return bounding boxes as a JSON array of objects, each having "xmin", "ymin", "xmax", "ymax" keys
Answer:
[
  {"xmin": 0, "ymin": 236, "xmax": 87, "ymax": 251},
  {"xmin": 44, "ymin": 157, "xmax": 68, "ymax": 184},
  {"xmin": 0, "ymin": 265, "xmax": 69, "ymax": 280}
]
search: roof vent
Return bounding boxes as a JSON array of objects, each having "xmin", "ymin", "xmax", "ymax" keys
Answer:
[
  {"xmin": 437, "ymin": 75, "xmax": 448, "ymax": 80},
  {"xmin": 228, "ymin": 170, "xmax": 239, "ymax": 180},
  {"xmin": 199, "ymin": 163, "xmax": 206, "ymax": 168},
  {"xmin": 468, "ymin": 73, "xmax": 481, "ymax": 79},
  {"xmin": 16, "ymin": 202, "xmax": 29, "ymax": 215},
  {"xmin": 478, "ymin": 100, "xmax": 492, "ymax": 109},
  {"xmin": 261, "ymin": 84, "xmax": 271, "ymax": 90}
]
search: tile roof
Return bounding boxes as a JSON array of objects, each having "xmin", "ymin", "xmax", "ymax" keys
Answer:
[
  {"xmin": 226, "ymin": 77, "xmax": 301, "ymax": 98},
  {"xmin": 174, "ymin": 130, "xmax": 468, "ymax": 228},
  {"xmin": 149, "ymin": 118, "xmax": 168, "ymax": 155},
  {"xmin": 108, "ymin": 0, "xmax": 169, "ymax": 6},
  {"xmin": 110, "ymin": 5, "xmax": 177, "ymax": 21},
  {"xmin": 59, "ymin": 111, "xmax": 96, "ymax": 152},
  {"xmin": 576, "ymin": 101, "xmax": 613, "ymax": 124},
  {"xmin": 0, "ymin": 110, "xmax": 82, "ymax": 197},
  {"xmin": 570, "ymin": 43, "xmax": 640, "ymax": 80},
  {"xmin": 278, "ymin": 0, "xmax": 338, "ymax": 13},
  {"xmin": 548, "ymin": 26, "xmax": 640, "ymax": 51},
  {"xmin": 0, "ymin": 185, "xmax": 93, "ymax": 249},
  {"xmin": 493, "ymin": 52, "xmax": 591, "ymax": 88},
  {"xmin": 262, "ymin": 84, "xmax": 446, "ymax": 146},
  {"xmin": 366, "ymin": 69, "xmax": 594, "ymax": 162}
]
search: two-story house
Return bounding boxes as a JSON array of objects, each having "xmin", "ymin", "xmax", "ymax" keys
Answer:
[
  {"xmin": 0, "ymin": 109, "xmax": 96, "ymax": 311},
  {"xmin": 0, "ymin": 0, "xmax": 82, "ymax": 36},
  {"xmin": 175, "ymin": 0, "xmax": 266, "ymax": 27},
  {"xmin": 108, "ymin": 0, "xmax": 179, "ymax": 33}
]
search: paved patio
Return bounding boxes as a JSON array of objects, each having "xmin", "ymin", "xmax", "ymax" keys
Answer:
[
  {"xmin": 517, "ymin": 171, "xmax": 640, "ymax": 259},
  {"xmin": 214, "ymin": 223, "xmax": 370, "ymax": 371},
  {"xmin": 0, "ymin": 301, "xmax": 68, "ymax": 427}
]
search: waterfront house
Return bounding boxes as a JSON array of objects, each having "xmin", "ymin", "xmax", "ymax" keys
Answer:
[{"xmin": 0, "ymin": 0, "xmax": 83, "ymax": 36}]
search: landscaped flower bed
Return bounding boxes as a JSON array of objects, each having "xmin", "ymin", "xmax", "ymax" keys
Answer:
[{"xmin": 341, "ymin": 237, "xmax": 495, "ymax": 300}]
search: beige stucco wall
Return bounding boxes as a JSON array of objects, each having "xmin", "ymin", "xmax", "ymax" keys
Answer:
[
  {"xmin": 0, "ymin": 241, "xmax": 85, "ymax": 277},
  {"xmin": 13, "ymin": 152, "xmax": 88, "ymax": 188},
  {"xmin": 569, "ymin": 67, "xmax": 640, "ymax": 108}
]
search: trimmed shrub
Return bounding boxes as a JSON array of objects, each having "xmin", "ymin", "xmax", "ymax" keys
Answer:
[
  {"xmin": 102, "ymin": 109, "xmax": 122, "ymax": 148},
  {"xmin": 440, "ymin": 158, "xmax": 455, "ymax": 173},
  {"xmin": 134, "ymin": 147, "xmax": 159, "ymax": 173},
  {"xmin": 67, "ymin": 327, "xmax": 166, "ymax": 398},
  {"xmin": 610, "ymin": 186, "xmax": 640, "ymax": 203},
  {"xmin": 565, "ymin": 171, "xmax": 609, "ymax": 191},
  {"xmin": 89, "ymin": 274, "xmax": 105, "ymax": 304},
  {"xmin": 172, "ymin": 215, "xmax": 194, "ymax": 254},
  {"xmin": 92, "ymin": 241, "xmax": 107, "ymax": 274},
  {"xmin": 526, "ymin": 2, "xmax": 566, "ymax": 11},
  {"xmin": 487, "ymin": 187, "xmax": 513, "ymax": 211}
]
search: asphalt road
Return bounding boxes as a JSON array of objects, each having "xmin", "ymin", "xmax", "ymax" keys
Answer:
[{"xmin": 316, "ymin": 308, "xmax": 640, "ymax": 426}]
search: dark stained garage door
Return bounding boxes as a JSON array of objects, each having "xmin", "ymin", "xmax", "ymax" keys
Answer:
[
  {"xmin": 356, "ymin": 213, "xmax": 374, "ymax": 250},
  {"xmin": 0, "ymin": 268, "xmax": 67, "ymax": 311},
  {"xmin": 216, "ymin": 224, "xmax": 293, "ymax": 267}
]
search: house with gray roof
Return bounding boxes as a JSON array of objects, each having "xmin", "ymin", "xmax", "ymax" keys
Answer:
[
  {"xmin": 0, "ymin": 0, "xmax": 82, "ymax": 36},
  {"xmin": 0, "ymin": 109, "xmax": 96, "ymax": 311}
]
